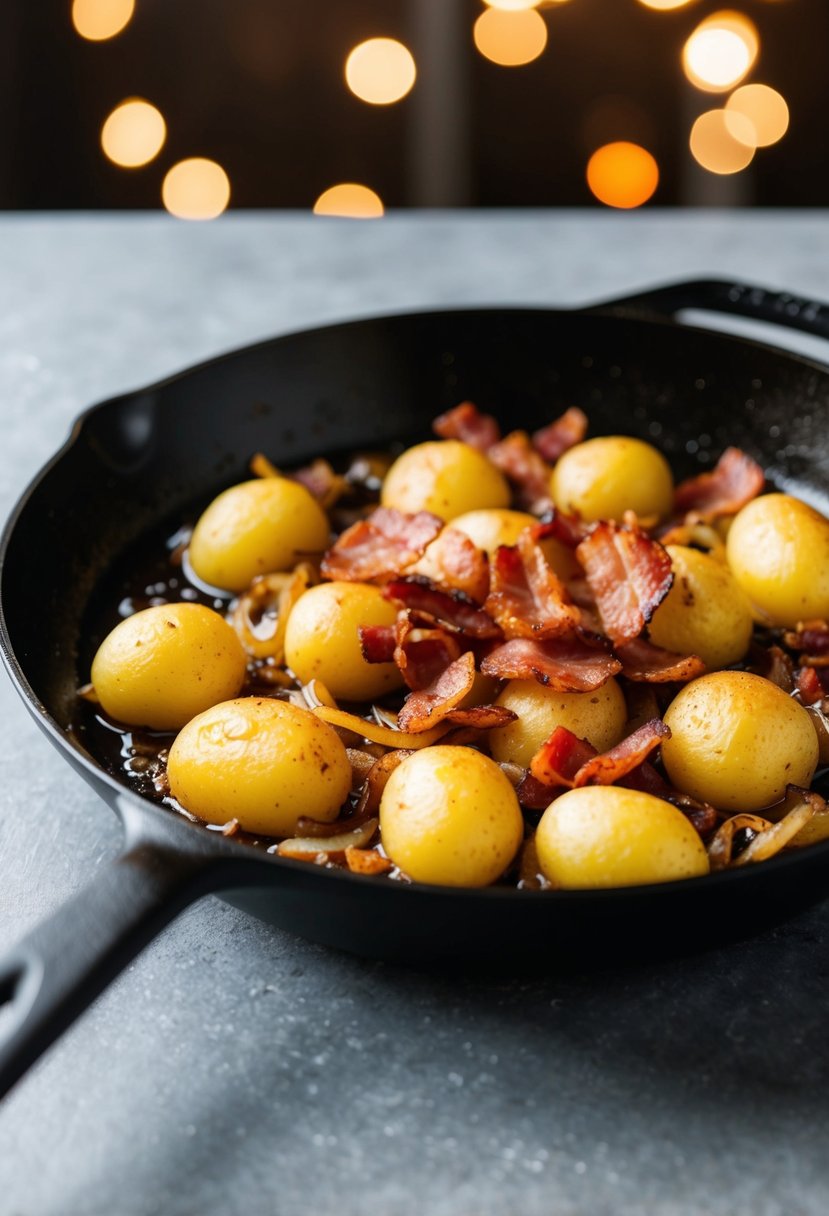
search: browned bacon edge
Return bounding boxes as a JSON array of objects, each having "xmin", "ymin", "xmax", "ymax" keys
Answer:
[
  {"xmin": 674, "ymin": 447, "xmax": 764, "ymax": 521},
  {"xmin": 432, "ymin": 402, "xmax": 501, "ymax": 451},
  {"xmin": 532, "ymin": 407, "xmax": 588, "ymax": 463},
  {"xmin": 481, "ymin": 636, "xmax": 622, "ymax": 692},
  {"xmin": 617, "ymin": 637, "xmax": 706, "ymax": 684},
  {"xmin": 576, "ymin": 521, "xmax": 673, "ymax": 647}
]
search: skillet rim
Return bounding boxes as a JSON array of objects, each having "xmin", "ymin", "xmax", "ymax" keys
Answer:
[{"xmin": 4, "ymin": 300, "xmax": 829, "ymax": 903}]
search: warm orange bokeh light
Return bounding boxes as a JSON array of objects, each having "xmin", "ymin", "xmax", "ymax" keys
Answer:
[
  {"xmin": 313, "ymin": 184, "xmax": 385, "ymax": 219},
  {"xmin": 690, "ymin": 109, "xmax": 755, "ymax": 173},
  {"xmin": 71, "ymin": 0, "xmax": 134, "ymax": 41},
  {"xmin": 586, "ymin": 142, "xmax": 659, "ymax": 209},
  {"xmin": 473, "ymin": 8, "xmax": 548, "ymax": 67},
  {"xmin": 683, "ymin": 11, "xmax": 758, "ymax": 92},
  {"xmin": 725, "ymin": 84, "xmax": 789, "ymax": 147},
  {"xmin": 482, "ymin": 0, "xmax": 542, "ymax": 8},
  {"xmin": 100, "ymin": 99, "xmax": 166, "ymax": 168},
  {"xmin": 345, "ymin": 39, "xmax": 416, "ymax": 105},
  {"xmin": 638, "ymin": 0, "xmax": 696, "ymax": 9},
  {"xmin": 162, "ymin": 159, "xmax": 231, "ymax": 221}
]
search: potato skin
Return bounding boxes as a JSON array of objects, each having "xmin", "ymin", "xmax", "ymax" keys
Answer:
[
  {"xmin": 662, "ymin": 671, "xmax": 819, "ymax": 812},
  {"xmin": 188, "ymin": 478, "xmax": 330, "ymax": 593},
  {"xmin": 648, "ymin": 544, "xmax": 753, "ymax": 671},
  {"xmin": 489, "ymin": 678, "xmax": 627, "ymax": 769},
  {"xmin": 550, "ymin": 435, "xmax": 674, "ymax": 522},
  {"xmin": 284, "ymin": 581, "xmax": 403, "ymax": 701},
  {"xmin": 91, "ymin": 603, "xmax": 246, "ymax": 731},
  {"xmin": 725, "ymin": 493, "xmax": 829, "ymax": 626},
  {"xmin": 381, "ymin": 440, "xmax": 510, "ymax": 522},
  {"xmin": 536, "ymin": 785, "xmax": 709, "ymax": 888},
  {"xmin": 379, "ymin": 746, "xmax": 523, "ymax": 887},
  {"xmin": 167, "ymin": 697, "xmax": 351, "ymax": 835}
]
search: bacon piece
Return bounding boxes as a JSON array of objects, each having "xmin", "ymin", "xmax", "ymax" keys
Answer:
[
  {"xmin": 290, "ymin": 458, "xmax": 347, "ymax": 509},
  {"xmin": 617, "ymin": 637, "xmax": 706, "ymax": 683},
  {"xmin": 393, "ymin": 613, "xmax": 462, "ymax": 691},
  {"xmin": 576, "ymin": 522, "xmax": 673, "ymax": 647},
  {"xmin": 533, "ymin": 510, "xmax": 594, "ymax": 550},
  {"xmin": 481, "ymin": 636, "xmax": 621, "ymax": 691},
  {"xmin": 445, "ymin": 705, "xmax": 517, "ymax": 730},
  {"xmin": 397, "ymin": 652, "xmax": 477, "ymax": 732},
  {"xmin": 359, "ymin": 624, "xmax": 396, "ymax": 664},
  {"xmin": 484, "ymin": 533, "xmax": 580, "ymax": 640},
  {"xmin": 784, "ymin": 620, "xmax": 829, "ymax": 665},
  {"xmin": 573, "ymin": 719, "xmax": 670, "ymax": 787},
  {"xmin": 530, "ymin": 726, "xmax": 597, "ymax": 788},
  {"xmin": 321, "ymin": 508, "xmax": 443, "ymax": 583},
  {"xmin": 516, "ymin": 773, "xmax": 560, "ymax": 811},
  {"xmin": 433, "ymin": 401, "xmax": 501, "ymax": 451},
  {"xmin": 489, "ymin": 431, "xmax": 553, "ymax": 513},
  {"xmin": 619, "ymin": 759, "xmax": 671, "ymax": 798},
  {"xmin": 425, "ymin": 527, "xmax": 490, "ymax": 604},
  {"xmin": 746, "ymin": 642, "xmax": 794, "ymax": 692},
  {"xmin": 674, "ymin": 447, "xmax": 765, "ymax": 521},
  {"xmin": 532, "ymin": 407, "xmax": 588, "ymax": 463},
  {"xmin": 797, "ymin": 666, "xmax": 827, "ymax": 706},
  {"xmin": 665, "ymin": 792, "xmax": 719, "ymax": 838},
  {"xmin": 383, "ymin": 577, "xmax": 501, "ymax": 638}
]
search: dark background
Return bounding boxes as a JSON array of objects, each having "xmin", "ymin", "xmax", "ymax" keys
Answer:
[{"xmin": 1, "ymin": 0, "xmax": 823, "ymax": 210}]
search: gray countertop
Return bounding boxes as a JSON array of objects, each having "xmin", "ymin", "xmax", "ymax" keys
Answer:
[{"xmin": 2, "ymin": 211, "xmax": 829, "ymax": 1216}]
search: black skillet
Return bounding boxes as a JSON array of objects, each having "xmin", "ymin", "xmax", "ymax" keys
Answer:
[{"xmin": 2, "ymin": 277, "xmax": 829, "ymax": 1099}]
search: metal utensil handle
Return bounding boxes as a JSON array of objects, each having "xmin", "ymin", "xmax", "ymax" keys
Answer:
[
  {"xmin": 0, "ymin": 838, "xmax": 221, "ymax": 1099},
  {"xmin": 593, "ymin": 279, "xmax": 829, "ymax": 343}
]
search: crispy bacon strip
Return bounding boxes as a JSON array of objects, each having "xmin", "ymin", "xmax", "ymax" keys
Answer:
[
  {"xmin": 489, "ymin": 431, "xmax": 553, "ymax": 513},
  {"xmin": 397, "ymin": 652, "xmax": 477, "ymax": 732},
  {"xmin": 797, "ymin": 666, "xmax": 827, "ymax": 706},
  {"xmin": 674, "ymin": 447, "xmax": 764, "ymax": 521},
  {"xmin": 359, "ymin": 624, "xmax": 396, "ymax": 664},
  {"xmin": 322, "ymin": 508, "xmax": 442, "ymax": 583},
  {"xmin": 425, "ymin": 527, "xmax": 490, "ymax": 604},
  {"xmin": 481, "ymin": 636, "xmax": 621, "ymax": 691},
  {"xmin": 392, "ymin": 612, "xmax": 463, "ymax": 691},
  {"xmin": 576, "ymin": 522, "xmax": 673, "ymax": 647},
  {"xmin": 530, "ymin": 726, "xmax": 597, "ymax": 788},
  {"xmin": 573, "ymin": 719, "xmax": 671, "ymax": 787},
  {"xmin": 784, "ymin": 620, "xmax": 829, "ymax": 665},
  {"xmin": 484, "ymin": 533, "xmax": 580, "ymax": 640},
  {"xmin": 533, "ymin": 510, "xmax": 593, "ymax": 550},
  {"xmin": 617, "ymin": 637, "xmax": 706, "ymax": 683},
  {"xmin": 446, "ymin": 705, "xmax": 517, "ymax": 729},
  {"xmin": 384, "ymin": 577, "xmax": 501, "ymax": 638},
  {"xmin": 433, "ymin": 401, "xmax": 501, "ymax": 451},
  {"xmin": 290, "ymin": 458, "xmax": 348, "ymax": 510},
  {"xmin": 516, "ymin": 773, "xmax": 560, "ymax": 811},
  {"xmin": 532, "ymin": 407, "xmax": 588, "ymax": 463}
]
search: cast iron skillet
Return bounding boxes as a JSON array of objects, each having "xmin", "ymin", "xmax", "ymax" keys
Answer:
[{"xmin": 2, "ymin": 277, "xmax": 829, "ymax": 1099}]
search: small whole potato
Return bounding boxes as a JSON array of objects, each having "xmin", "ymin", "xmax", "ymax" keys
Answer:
[
  {"xmin": 662, "ymin": 670, "xmax": 819, "ymax": 812},
  {"xmin": 448, "ymin": 508, "xmax": 579, "ymax": 579},
  {"xmin": 381, "ymin": 440, "xmax": 510, "ymax": 522},
  {"xmin": 725, "ymin": 493, "xmax": 829, "ymax": 626},
  {"xmin": 91, "ymin": 602, "xmax": 246, "ymax": 730},
  {"xmin": 379, "ymin": 746, "xmax": 523, "ymax": 887},
  {"xmin": 550, "ymin": 435, "xmax": 674, "ymax": 522},
  {"xmin": 536, "ymin": 785, "xmax": 709, "ymax": 888},
  {"xmin": 168, "ymin": 697, "xmax": 351, "ymax": 835},
  {"xmin": 284, "ymin": 580, "xmax": 403, "ymax": 701},
  {"xmin": 188, "ymin": 478, "xmax": 330, "ymax": 593},
  {"xmin": 489, "ymin": 678, "xmax": 627, "ymax": 769},
  {"xmin": 648, "ymin": 544, "xmax": 753, "ymax": 671}
]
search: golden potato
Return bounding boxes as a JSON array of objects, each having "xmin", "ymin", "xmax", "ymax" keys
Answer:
[
  {"xmin": 188, "ymin": 478, "xmax": 330, "ymax": 592},
  {"xmin": 662, "ymin": 671, "xmax": 819, "ymax": 812},
  {"xmin": 284, "ymin": 581, "xmax": 403, "ymax": 701},
  {"xmin": 379, "ymin": 746, "xmax": 523, "ymax": 886},
  {"xmin": 536, "ymin": 785, "xmax": 709, "ymax": 888},
  {"xmin": 648, "ymin": 544, "xmax": 753, "ymax": 671},
  {"xmin": 447, "ymin": 508, "xmax": 579, "ymax": 579},
  {"xmin": 725, "ymin": 493, "xmax": 829, "ymax": 626},
  {"xmin": 489, "ymin": 678, "xmax": 627, "ymax": 769},
  {"xmin": 550, "ymin": 435, "xmax": 674, "ymax": 522},
  {"xmin": 381, "ymin": 440, "xmax": 510, "ymax": 522},
  {"xmin": 168, "ymin": 697, "xmax": 351, "ymax": 835},
  {"xmin": 91, "ymin": 603, "xmax": 246, "ymax": 731}
]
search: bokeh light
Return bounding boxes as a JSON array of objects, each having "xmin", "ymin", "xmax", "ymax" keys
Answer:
[
  {"xmin": 586, "ymin": 142, "xmax": 659, "ymax": 209},
  {"xmin": 725, "ymin": 83, "xmax": 789, "ymax": 147},
  {"xmin": 473, "ymin": 8, "xmax": 548, "ymax": 67},
  {"xmin": 345, "ymin": 38, "xmax": 416, "ymax": 105},
  {"xmin": 162, "ymin": 159, "xmax": 231, "ymax": 221},
  {"xmin": 690, "ymin": 109, "xmax": 755, "ymax": 173},
  {"xmin": 313, "ymin": 184, "xmax": 385, "ymax": 219},
  {"xmin": 100, "ymin": 99, "xmax": 166, "ymax": 168},
  {"xmin": 683, "ymin": 11, "xmax": 759, "ymax": 92},
  {"xmin": 638, "ymin": 0, "xmax": 696, "ymax": 9},
  {"xmin": 482, "ymin": 0, "xmax": 542, "ymax": 8},
  {"xmin": 71, "ymin": 0, "xmax": 134, "ymax": 41}
]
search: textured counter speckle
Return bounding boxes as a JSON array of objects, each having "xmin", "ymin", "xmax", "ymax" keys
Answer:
[{"xmin": 2, "ymin": 212, "xmax": 829, "ymax": 1216}]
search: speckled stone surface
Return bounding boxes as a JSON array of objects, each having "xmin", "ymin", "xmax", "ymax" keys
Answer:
[{"xmin": 2, "ymin": 212, "xmax": 829, "ymax": 1216}]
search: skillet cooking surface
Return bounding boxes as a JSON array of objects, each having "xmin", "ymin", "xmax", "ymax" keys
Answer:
[{"xmin": 4, "ymin": 282, "xmax": 829, "ymax": 1097}]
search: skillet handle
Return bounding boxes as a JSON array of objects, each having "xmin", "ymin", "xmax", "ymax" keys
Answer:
[
  {"xmin": 0, "ymin": 835, "xmax": 224, "ymax": 1099},
  {"xmin": 592, "ymin": 279, "xmax": 829, "ymax": 343}
]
